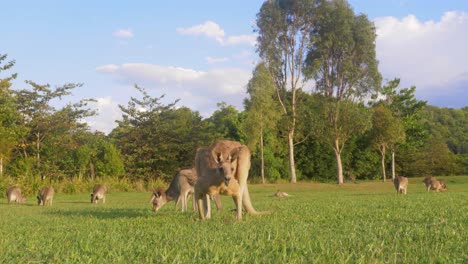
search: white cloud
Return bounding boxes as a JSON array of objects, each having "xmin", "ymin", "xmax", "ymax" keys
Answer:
[
  {"xmin": 374, "ymin": 11, "xmax": 468, "ymax": 106},
  {"xmin": 85, "ymin": 96, "xmax": 122, "ymax": 134},
  {"xmin": 96, "ymin": 63, "xmax": 250, "ymax": 117},
  {"xmin": 205, "ymin": 56, "xmax": 229, "ymax": 64},
  {"xmin": 177, "ymin": 21, "xmax": 225, "ymax": 43},
  {"xmin": 177, "ymin": 21, "xmax": 256, "ymax": 46},
  {"xmin": 225, "ymin": 34, "xmax": 257, "ymax": 46},
  {"xmin": 113, "ymin": 29, "xmax": 134, "ymax": 38}
]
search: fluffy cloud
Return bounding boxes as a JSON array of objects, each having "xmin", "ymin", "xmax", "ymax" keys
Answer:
[
  {"xmin": 374, "ymin": 11, "xmax": 468, "ymax": 107},
  {"xmin": 113, "ymin": 29, "xmax": 134, "ymax": 38},
  {"xmin": 85, "ymin": 97, "xmax": 122, "ymax": 134},
  {"xmin": 177, "ymin": 21, "xmax": 256, "ymax": 46},
  {"xmin": 96, "ymin": 63, "xmax": 250, "ymax": 117}
]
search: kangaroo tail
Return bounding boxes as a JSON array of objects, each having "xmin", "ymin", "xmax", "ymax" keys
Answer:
[{"xmin": 242, "ymin": 186, "xmax": 271, "ymax": 215}]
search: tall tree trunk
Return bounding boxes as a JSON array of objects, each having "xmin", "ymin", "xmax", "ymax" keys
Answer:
[
  {"xmin": 260, "ymin": 132, "xmax": 265, "ymax": 184},
  {"xmin": 0, "ymin": 157, "xmax": 3, "ymax": 176},
  {"xmin": 90, "ymin": 162, "xmax": 95, "ymax": 180},
  {"xmin": 288, "ymin": 129, "xmax": 297, "ymax": 183},
  {"xmin": 36, "ymin": 132, "xmax": 41, "ymax": 168},
  {"xmin": 334, "ymin": 139, "xmax": 344, "ymax": 184},
  {"xmin": 391, "ymin": 150, "xmax": 396, "ymax": 180},
  {"xmin": 381, "ymin": 146, "xmax": 386, "ymax": 182}
]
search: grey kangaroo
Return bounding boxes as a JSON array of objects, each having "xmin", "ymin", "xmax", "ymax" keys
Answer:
[
  {"xmin": 6, "ymin": 186, "xmax": 26, "ymax": 204},
  {"xmin": 37, "ymin": 186, "xmax": 55, "ymax": 206},
  {"xmin": 91, "ymin": 184, "xmax": 108, "ymax": 204},
  {"xmin": 150, "ymin": 168, "xmax": 222, "ymax": 212}
]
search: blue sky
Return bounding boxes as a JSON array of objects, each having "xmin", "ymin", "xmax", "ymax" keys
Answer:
[{"xmin": 2, "ymin": 1, "xmax": 467, "ymax": 133}]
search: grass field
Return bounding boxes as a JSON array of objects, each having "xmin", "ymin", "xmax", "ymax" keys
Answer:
[{"xmin": 0, "ymin": 176, "xmax": 466, "ymax": 263}]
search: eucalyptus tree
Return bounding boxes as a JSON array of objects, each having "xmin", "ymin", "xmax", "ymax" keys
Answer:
[
  {"xmin": 371, "ymin": 78, "xmax": 426, "ymax": 177},
  {"xmin": 371, "ymin": 105, "xmax": 405, "ymax": 182},
  {"xmin": 256, "ymin": 0, "xmax": 316, "ymax": 183},
  {"xmin": 304, "ymin": 0, "xmax": 381, "ymax": 184},
  {"xmin": 243, "ymin": 62, "xmax": 281, "ymax": 184}
]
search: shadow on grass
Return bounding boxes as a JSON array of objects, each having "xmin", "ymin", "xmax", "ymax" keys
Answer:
[{"xmin": 44, "ymin": 207, "xmax": 149, "ymax": 219}]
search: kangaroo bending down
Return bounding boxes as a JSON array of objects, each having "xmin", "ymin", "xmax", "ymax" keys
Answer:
[
  {"xmin": 91, "ymin": 184, "xmax": 108, "ymax": 204},
  {"xmin": 6, "ymin": 186, "xmax": 26, "ymax": 204},
  {"xmin": 422, "ymin": 177, "xmax": 447, "ymax": 192},
  {"xmin": 393, "ymin": 176, "xmax": 408, "ymax": 194},
  {"xmin": 273, "ymin": 190, "xmax": 290, "ymax": 198},
  {"xmin": 194, "ymin": 140, "xmax": 269, "ymax": 221},
  {"xmin": 150, "ymin": 168, "xmax": 222, "ymax": 212},
  {"xmin": 37, "ymin": 186, "xmax": 55, "ymax": 206}
]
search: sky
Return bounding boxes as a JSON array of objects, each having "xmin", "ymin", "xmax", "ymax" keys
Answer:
[{"xmin": 2, "ymin": 0, "xmax": 467, "ymax": 134}]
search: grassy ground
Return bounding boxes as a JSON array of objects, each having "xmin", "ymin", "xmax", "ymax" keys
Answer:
[{"xmin": 0, "ymin": 176, "xmax": 466, "ymax": 263}]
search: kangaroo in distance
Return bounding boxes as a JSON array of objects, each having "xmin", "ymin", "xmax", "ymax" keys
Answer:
[
  {"xmin": 37, "ymin": 186, "xmax": 55, "ymax": 206},
  {"xmin": 393, "ymin": 176, "xmax": 408, "ymax": 194},
  {"xmin": 194, "ymin": 140, "xmax": 269, "ymax": 221},
  {"xmin": 6, "ymin": 186, "xmax": 27, "ymax": 204},
  {"xmin": 422, "ymin": 176, "xmax": 447, "ymax": 192},
  {"xmin": 273, "ymin": 190, "xmax": 290, "ymax": 197},
  {"xmin": 91, "ymin": 185, "xmax": 108, "ymax": 204},
  {"xmin": 150, "ymin": 168, "xmax": 222, "ymax": 212}
]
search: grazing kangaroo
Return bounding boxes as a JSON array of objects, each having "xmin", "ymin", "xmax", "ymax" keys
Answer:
[
  {"xmin": 194, "ymin": 140, "xmax": 269, "ymax": 221},
  {"xmin": 422, "ymin": 177, "xmax": 447, "ymax": 192},
  {"xmin": 393, "ymin": 176, "xmax": 408, "ymax": 194},
  {"xmin": 91, "ymin": 184, "xmax": 108, "ymax": 204},
  {"xmin": 37, "ymin": 186, "xmax": 55, "ymax": 206},
  {"xmin": 150, "ymin": 168, "xmax": 222, "ymax": 212},
  {"xmin": 6, "ymin": 187, "xmax": 26, "ymax": 204},
  {"xmin": 273, "ymin": 190, "xmax": 290, "ymax": 197}
]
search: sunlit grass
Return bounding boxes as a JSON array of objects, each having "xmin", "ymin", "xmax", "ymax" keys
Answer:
[{"xmin": 0, "ymin": 176, "xmax": 466, "ymax": 263}]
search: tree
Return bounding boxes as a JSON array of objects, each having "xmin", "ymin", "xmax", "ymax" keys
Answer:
[
  {"xmin": 110, "ymin": 85, "xmax": 179, "ymax": 180},
  {"xmin": 370, "ymin": 105, "xmax": 405, "ymax": 182},
  {"xmin": 14, "ymin": 81, "xmax": 95, "ymax": 179},
  {"xmin": 256, "ymin": 0, "xmax": 315, "ymax": 183},
  {"xmin": 304, "ymin": 0, "xmax": 381, "ymax": 184},
  {"xmin": 0, "ymin": 54, "xmax": 21, "ymax": 176},
  {"xmin": 371, "ymin": 78, "xmax": 427, "ymax": 177},
  {"xmin": 310, "ymin": 98, "xmax": 372, "ymax": 183},
  {"xmin": 243, "ymin": 62, "xmax": 281, "ymax": 184},
  {"xmin": 207, "ymin": 102, "xmax": 241, "ymax": 141}
]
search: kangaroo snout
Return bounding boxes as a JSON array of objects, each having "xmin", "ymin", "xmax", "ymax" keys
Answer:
[{"xmin": 224, "ymin": 176, "xmax": 231, "ymax": 186}]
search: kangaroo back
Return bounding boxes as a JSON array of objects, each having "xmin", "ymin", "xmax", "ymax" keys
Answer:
[{"xmin": 6, "ymin": 187, "xmax": 26, "ymax": 204}]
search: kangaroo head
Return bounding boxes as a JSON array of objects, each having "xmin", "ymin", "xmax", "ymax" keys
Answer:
[
  {"xmin": 151, "ymin": 190, "xmax": 167, "ymax": 212},
  {"xmin": 213, "ymin": 147, "xmax": 239, "ymax": 186},
  {"xmin": 37, "ymin": 195, "xmax": 43, "ymax": 206}
]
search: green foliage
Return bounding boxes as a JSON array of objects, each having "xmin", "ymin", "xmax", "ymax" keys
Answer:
[
  {"xmin": 110, "ymin": 85, "xmax": 216, "ymax": 182},
  {"xmin": 0, "ymin": 54, "xmax": 21, "ymax": 175},
  {"xmin": 305, "ymin": 0, "xmax": 381, "ymax": 99},
  {"xmin": 0, "ymin": 178, "xmax": 467, "ymax": 262},
  {"xmin": 207, "ymin": 102, "xmax": 242, "ymax": 141}
]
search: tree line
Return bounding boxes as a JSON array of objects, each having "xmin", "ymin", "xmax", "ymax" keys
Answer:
[{"xmin": 1, "ymin": 0, "xmax": 466, "ymax": 190}]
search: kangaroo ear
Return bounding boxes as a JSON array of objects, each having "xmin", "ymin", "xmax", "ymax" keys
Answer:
[
  {"xmin": 212, "ymin": 151, "xmax": 223, "ymax": 164},
  {"xmin": 229, "ymin": 148, "xmax": 239, "ymax": 162}
]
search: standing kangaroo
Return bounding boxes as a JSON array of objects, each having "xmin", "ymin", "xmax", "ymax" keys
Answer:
[
  {"xmin": 195, "ymin": 140, "xmax": 269, "ymax": 221},
  {"xmin": 393, "ymin": 176, "xmax": 408, "ymax": 194},
  {"xmin": 150, "ymin": 168, "xmax": 222, "ymax": 212},
  {"xmin": 37, "ymin": 186, "xmax": 55, "ymax": 206},
  {"xmin": 91, "ymin": 185, "xmax": 108, "ymax": 204},
  {"xmin": 6, "ymin": 186, "xmax": 26, "ymax": 204}
]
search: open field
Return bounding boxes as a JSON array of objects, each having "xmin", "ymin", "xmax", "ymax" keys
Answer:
[{"xmin": 0, "ymin": 176, "xmax": 467, "ymax": 263}]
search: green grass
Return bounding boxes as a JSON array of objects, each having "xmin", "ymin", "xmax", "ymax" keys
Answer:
[{"xmin": 0, "ymin": 176, "xmax": 466, "ymax": 263}]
